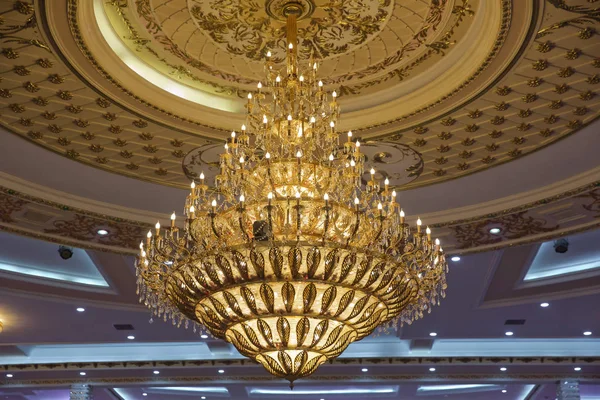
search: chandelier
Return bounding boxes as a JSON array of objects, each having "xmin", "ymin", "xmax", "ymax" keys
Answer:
[{"xmin": 136, "ymin": 3, "xmax": 448, "ymax": 387}]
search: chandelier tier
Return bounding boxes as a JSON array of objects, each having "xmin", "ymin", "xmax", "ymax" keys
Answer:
[{"xmin": 137, "ymin": 4, "xmax": 448, "ymax": 386}]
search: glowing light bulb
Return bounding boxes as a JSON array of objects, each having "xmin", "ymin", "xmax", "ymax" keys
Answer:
[
  {"xmin": 329, "ymin": 154, "xmax": 334, "ymax": 161},
  {"xmin": 265, "ymin": 152, "xmax": 271, "ymax": 159},
  {"xmin": 318, "ymin": 81, "xmax": 323, "ymax": 87},
  {"xmin": 189, "ymin": 205, "xmax": 195, "ymax": 213},
  {"xmin": 313, "ymin": 62, "xmax": 317, "ymax": 70},
  {"xmin": 147, "ymin": 231, "xmax": 152, "ymax": 238},
  {"xmin": 211, "ymin": 199, "xmax": 217, "ymax": 207},
  {"xmin": 257, "ymin": 82, "xmax": 262, "ymax": 89},
  {"xmin": 266, "ymin": 51, "xmax": 271, "ymax": 57},
  {"xmin": 241, "ymin": 124, "xmax": 246, "ymax": 131},
  {"xmin": 417, "ymin": 218, "xmax": 422, "ymax": 226},
  {"xmin": 356, "ymin": 140, "xmax": 361, "ymax": 148},
  {"xmin": 231, "ymin": 131, "xmax": 236, "ymax": 138},
  {"xmin": 268, "ymin": 192, "xmax": 273, "ymax": 200},
  {"xmin": 263, "ymin": 115, "xmax": 268, "ymax": 124},
  {"xmin": 400, "ymin": 210, "xmax": 405, "ymax": 218},
  {"xmin": 296, "ymin": 150, "xmax": 302, "ymax": 158},
  {"xmin": 155, "ymin": 222, "xmax": 161, "ymax": 230},
  {"xmin": 330, "ymin": 121, "xmax": 335, "ymax": 128},
  {"xmin": 224, "ymin": 143, "xmax": 228, "ymax": 150},
  {"xmin": 332, "ymin": 91, "xmax": 337, "ymax": 98},
  {"xmin": 426, "ymin": 227, "xmax": 431, "ymax": 234},
  {"xmin": 370, "ymin": 168, "xmax": 375, "ymax": 175},
  {"xmin": 310, "ymin": 116, "xmax": 316, "ymax": 123},
  {"xmin": 385, "ymin": 178, "xmax": 390, "ymax": 185},
  {"xmin": 191, "ymin": 181, "xmax": 196, "ymax": 189},
  {"xmin": 299, "ymin": 75, "xmax": 304, "ymax": 82},
  {"xmin": 239, "ymin": 156, "xmax": 245, "ymax": 163},
  {"xmin": 348, "ymin": 131, "xmax": 353, "ymax": 138},
  {"xmin": 171, "ymin": 213, "xmax": 176, "ymax": 221},
  {"xmin": 199, "ymin": 172, "xmax": 205, "ymax": 180},
  {"xmin": 324, "ymin": 193, "xmax": 329, "ymax": 201},
  {"xmin": 350, "ymin": 159, "xmax": 356, "ymax": 167},
  {"xmin": 295, "ymin": 192, "xmax": 301, "ymax": 199},
  {"xmin": 435, "ymin": 238, "xmax": 440, "ymax": 245},
  {"xmin": 288, "ymin": 43, "xmax": 293, "ymax": 49},
  {"xmin": 298, "ymin": 126, "xmax": 303, "ymax": 137},
  {"xmin": 276, "ymin": 76, "xmax": 281, "ymax": 83},
  {"xmin": 354, "ymin": 197, "xmax": 360, "ymax": 205},
  {"xmin": 378, "ymin": 202, "xmax": 383, "ymax": 210},
  {"xmin": 247, "ymin": 93, "xmax": 252, "ymax": 99},
  {"xmin": 392, "ymin": 190, "xmax": 397, "ymax": 198},
  {"xmin": 239, "ymin": 194, "xmax": 245, "ymax": 202},
  {"xmin": 288, "ymin": 115, "xmax": 292, "ymax": 121}
]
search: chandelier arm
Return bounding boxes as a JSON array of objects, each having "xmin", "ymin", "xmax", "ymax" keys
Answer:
[{"xmin": 344, "ymin": 210, "xmax": 361, "ymax": 249}]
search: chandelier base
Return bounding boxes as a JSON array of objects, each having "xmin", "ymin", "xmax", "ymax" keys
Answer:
[{"xmin": 266, "ymin": 0, "xmax": 315, "ymax": 22}]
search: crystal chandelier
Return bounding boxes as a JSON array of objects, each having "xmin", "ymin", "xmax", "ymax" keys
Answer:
[{"xmin": 137, "ymin": 4, "xmax": 448, "ymax": 387}]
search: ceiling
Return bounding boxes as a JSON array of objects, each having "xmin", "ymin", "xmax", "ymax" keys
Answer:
[{"xmin": 1, "ymin": 0, "xmax": 600, "ymax": 398}]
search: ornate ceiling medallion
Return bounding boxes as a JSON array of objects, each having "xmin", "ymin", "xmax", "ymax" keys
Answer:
[{"xmin": 137, "ymin": 12, "xmax": 447, "ymax": 386}]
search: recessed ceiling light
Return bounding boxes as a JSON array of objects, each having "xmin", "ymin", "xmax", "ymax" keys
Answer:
[
  {"xmin": 502, "ymin": 389, "xmax": 507, "ymax": 393},
  {"xmin": 97, "ymin": 229, "xmax": 109, "ymax": 236},
  {"xmin": 361, "ymin": 368, "xmax": 368, "ymax": 372},
  {"xmin": 127, "ymin": 335, "xmax": 135, "ymax": 340},
  {"xmin": 489, "ymin": 227, "xmax": 501, "ymax": 234},
  {"xmin": 500, "ymin": 367, "xmax": 507, "ymax": 371},
  {"xmin": 153, "ymin": 370, "xmax": 160, "ymax": 375},
  {"xmin": 583, "ymin": 331, "xmax": 592, "ymax": 336},
  {"xmin": 200, "ymin": 334, "xmax": 209, "ymax": 339},
  {"xmin": 451, "ymin": 256, "xmax": 460, "ymax": 262},
  {"xmin": 76, "ymin": 307, "xmax": 85, "ymax": 312},
  {"xmin": 142, "ymin": 394, "xmax": 147, "ymax": 397},
  {"xmin": 218, "ymin": 369, "xmax": 225, "ymax": 374},
  {"xmin": 201, "ymin": 397, "xmax": 206, "ymax": 400},
  {"xmin": 6, "ymin": 374, "xmax": 13, "ymax": 378},
  {"xmin": 79, "ymin": 372, "xmax": 86, "ymax": 376},
  {"xmin": 429, "ymin": 332, "xmax": 438, "ymax": 337},
  {"xmin": 574, "ymin": 367, "xmax": 581, "ymax": 371},
  {"xmin": 505, "ymin": 331, "xmax": 514, "ymax": 336},
  {"xmin": 540, "ymin": 302, "xmax": 549, "ymax": 308},
  {"xmin": 429, "ymin": 367, "xmax": 436, "ymax": 372}
]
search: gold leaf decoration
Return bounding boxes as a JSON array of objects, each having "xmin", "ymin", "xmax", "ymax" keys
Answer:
[
  {"xmin": 321, "ymin": 286, "xmax": 337, "ymax": 314},
  {"xmin": 260, "ymin": 283, "xmax": 275, "ymax": 313},
  {"xmin": 276, "ymin": 317, "xmax": 290, "ymax": 347},
  {"xmin": 288, "ymin": 247, "xmax": 302, "ymax": 279},
  {"xmin": 269, "ymin": 247, "xmax": 284, "ymax": 279},
  {"xmin": 261, "ymin": 354, "xmax": 286, "ymax": 376},
  {"xmin": 311, "ymin": 320, "xmax": 329, "ymax": 347},
  {"xmin": 296, "ymin": 317, "xmax": 310, "ymax": 347},
  {"xmin": 223, "ymin": 291, "xmax": 244, "ymax": 317},
  {"xmin": 338, "ymin": 253, "xmax": 356, "ymax": 283},
  {"xmin": 241, "ymin": 287, "xmax": 259, "ymax": 315},
  {"xmin": 323, "ymin": 249, "xmax": 339, "ymax": 280},
  {"xmin": 250, "ymin": 250, "xmax": 265, "ymax": 279},
  {"xmin": 307, "ymin": 247, "xmax": 321, "ymax": 278},
  {"xmin": 278, "ymin": 350, "xmax": 293, "ymax": 375},
  {"xmin": 303, "ymin": 283, "xmax": 317, "ymax": 313},
  {"xmin": 281, "ymin": 282, "xmax": 295, "ymax": 313},
  {"xmin": 293, "ymin": 351, "xmax": 308, "ymax": 374},
  {"xmin": 242, "ymin": 323, "xmax": 262, "ymax": 348},
  {"xmin": 322, "ymin": 325, "xmax": 344, "ymax": 350},
  {"xmin": 334, "ymin": 290, "xmax": 355, "ymax": 317},
  {"xmin": 257, "ymin": 319, "xmax": 275, "ymax": 347},
  {"xmin": 347, "ymin": 295, "xmax": 370, "ymax": 319}
]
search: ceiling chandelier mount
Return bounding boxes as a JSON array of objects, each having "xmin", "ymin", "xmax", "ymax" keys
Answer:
[{"xmin": 137, "ymin": 8, "xmax": 448, "ymax": 387}]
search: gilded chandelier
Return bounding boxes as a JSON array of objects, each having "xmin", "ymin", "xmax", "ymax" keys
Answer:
[{"xmin": 136, "ymin": 4, "xmax": 448, "ymax": 386}]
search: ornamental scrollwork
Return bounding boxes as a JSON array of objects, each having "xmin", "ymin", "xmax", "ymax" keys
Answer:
[{"xmin": 536, "ymin": 0, "xmax": 600, "ymax": 38}]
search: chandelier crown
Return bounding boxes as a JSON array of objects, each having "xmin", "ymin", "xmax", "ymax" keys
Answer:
[{"xmin": 137, "ymin": 9, "xmax": 448, "ymax": 387}]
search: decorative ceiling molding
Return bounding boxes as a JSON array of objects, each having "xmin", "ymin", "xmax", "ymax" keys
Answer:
[
  {"xmin": 3, "ymin": 356, "xmax": 599, "ymax": 373},
  {"xmin": 0, "ymin": 174, "xmax": 597, "ymax": 255},
  {"xmin": 0, "ymin": 0, "xmax": 598, "ymax": 190}
]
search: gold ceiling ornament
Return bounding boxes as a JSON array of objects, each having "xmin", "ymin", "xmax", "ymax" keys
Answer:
[{"xmin": 136, "ymin": 8, "xmax": 447, "ymax": 387}]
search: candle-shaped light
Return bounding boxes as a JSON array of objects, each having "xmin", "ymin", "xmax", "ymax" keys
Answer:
[
  {"xmin": 224, "ymin": 143, "xmax": 229, "ymax": 153},
  {"xmin": 267, "ymin": 51, "xmax": 271, "ymax": 58},
  {"xmin": 310, "ymin": 116, "xmax": 316, "ymax": 124},
  {"xmin": 146, "ymin": 230, "xmax": 152, "ymax": 247},
  {"xmin": 370, "ymin": 167, "xmax": 375, "ymax": 178},
  {"xmin": 400, "ymin": 208, "xmax": 405, "ymax": 223},
  {"xmin": 356, "ymin": 140, "xmax": 361, "ymax": 155},
  {"xmin": 297, "ymin": 125, "xmax": 303, "ymax": 137},
  {"xmin": 377, "ymin": 202, "xmax": 383, "ymax": 217},
  {"xmin": 268, "ymin": 192, "xmax": 273, "ymax": 206},
  {"xmin": 426, "ymin": 226, "xmax": 432, "ymax": 241},
  {"xmin": 276, "ymin": 75, "xmax": 281, "ymax": 84},
  {"xmin": 296, "ymin": 150, "xmax": 302, "ymax": 158},
  {"xmin": 231, "ymin": 131, "xmax": 236, "ymax": 144},
  {"xmin": 171, "ymin": 212, "xmax": 176, "ymax": 228},
  {"xmin": 239, "ymin": 194, "xmax": 245, "ymax": 205},
  {"xmin": 257, "ymin": 82, "xmax": 262, "ymax": 92},
  {"xmin": 263, "ymin": 115, "xmax": 268, "ymax": 125},
  {"xmin": 347, "ymin": 131, "xmax": 352, "ymax": 142},
  {"xmin": 354, "ymin": 197, "xmax": 360, "ymax": 211},
  {"xmin": 265, "ymin": 152, "xmax": 271, "ymax": 160},
  {"xmin": 324, "ymin": 193, "xmax": 329, "ymax": 206},
  {"xmin": 189, "ymin": 205, "xmax": 195, "ymax": 219},
  {"xmin": 190, "ymin": 180, "xmax": 196, "ymax": 197},
  {"xmin": 384, "ymin": 178, "xmax": 389, "ymax": 192},
  {"xmin": 241, "ymin": 124, "xmax": 246, "ymax": 133},
  {"xmin": 417, "ymin": 217, "xmax": 422, "ymax": 233},
  {"xmin": 155, "ymin": 221, "xmax": 161, "ymax": 236},
  {"xmin": 199, "ymin": 172, "xmax": 205, "ymax": 186},
  {"xmin": 392, "ymin": 190, "xmax": 397, "ymax": 202}
]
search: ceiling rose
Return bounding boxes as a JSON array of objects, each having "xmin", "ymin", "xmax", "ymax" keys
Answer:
[{"xmin": 137, "ymin": 8, "xmax": 448, "ymax": 386}]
